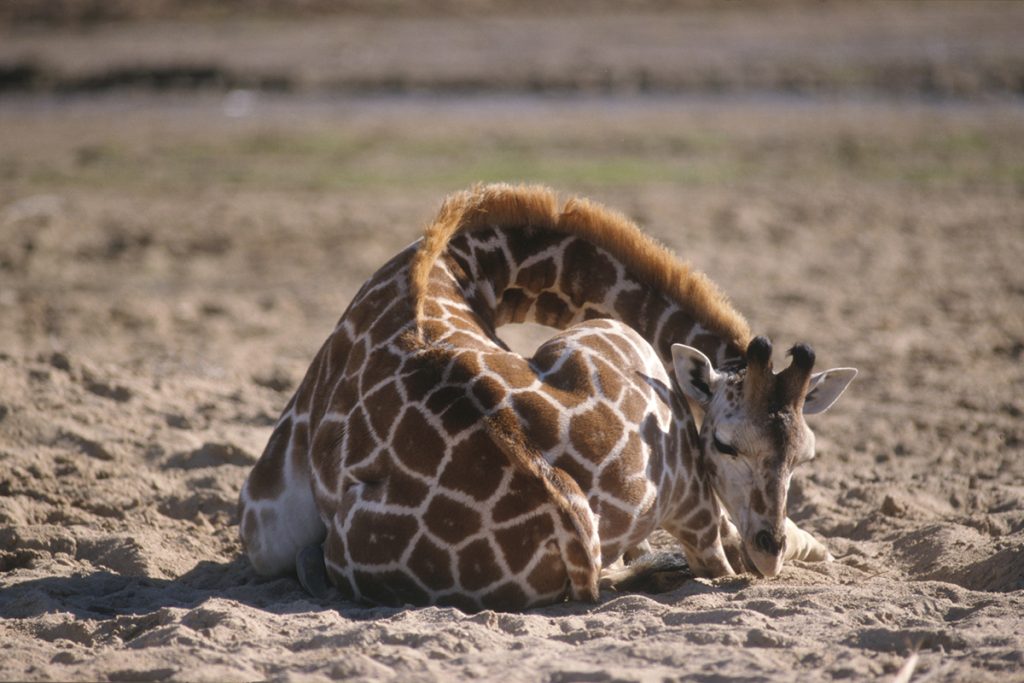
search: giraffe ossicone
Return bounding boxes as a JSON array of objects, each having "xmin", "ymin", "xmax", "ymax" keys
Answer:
[{"xmin": 238, "ymin": 184, "xmax": 857, "ymax": 610}]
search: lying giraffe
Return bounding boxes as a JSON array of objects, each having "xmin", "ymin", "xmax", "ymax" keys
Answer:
[{"xmin": 238, "ymin": 184, "xmax": 856, "ymax": 610}]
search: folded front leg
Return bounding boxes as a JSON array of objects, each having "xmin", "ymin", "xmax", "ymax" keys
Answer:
[{"xmin": 784, "ymin": 518, "xmax": 833, "ymax": 563}]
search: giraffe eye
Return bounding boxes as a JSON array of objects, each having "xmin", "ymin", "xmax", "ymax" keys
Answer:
[{"xmin": 712, "ymin": 432, "xmax": 739, "ymax": 456}]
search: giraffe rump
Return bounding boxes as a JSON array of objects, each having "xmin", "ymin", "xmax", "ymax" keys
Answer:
[{"xmin": 409, "ymin": 183, "xmax": 752, "ymax": 353}]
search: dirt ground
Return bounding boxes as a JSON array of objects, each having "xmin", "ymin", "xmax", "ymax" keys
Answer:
[{"xmin": 2, "ymin": 4, "xmax": 1024, "ymax": 682}]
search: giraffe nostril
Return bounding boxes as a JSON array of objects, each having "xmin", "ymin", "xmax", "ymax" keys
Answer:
[{"xmin": 755, "ymin": 530, "xmax": 780, "ymax": 556}]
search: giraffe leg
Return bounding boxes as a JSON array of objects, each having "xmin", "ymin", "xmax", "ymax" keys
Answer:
[
  {"xmin": 296, "ymin": 543, "xmax": 331, "ymax": 598},
  {"xmin": 622, "ymin": 540, "xmax": 653, "ymax": 564},
  {"xmin": 784, "ymin": 518, "xmax": 833, "ymax": 563},
  {"xmin": 599, "ymin": 551, "xmax": 691, "ymax": 593},
  {"xmin": 717, "ymin": 515, "xmax": 752, "ymax": 574},
  {"xmin": 238, "ymin": 418, "xmax": 326, "ymax": 577}
]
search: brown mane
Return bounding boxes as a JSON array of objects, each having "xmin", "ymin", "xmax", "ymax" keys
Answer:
[{"xmin": 410, "ymin": 183, "xmax": 752, "ymax": 353}]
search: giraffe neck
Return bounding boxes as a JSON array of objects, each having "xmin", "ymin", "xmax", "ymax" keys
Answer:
[
  {"xmin": 424, "ymin": 226, "xmax": 744, "ymax": 369},
  {"xmin": 411, "ymin": 185, "xmax": 750, "ymax": 370}
]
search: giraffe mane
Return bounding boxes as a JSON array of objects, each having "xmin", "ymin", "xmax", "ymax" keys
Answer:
[{"xmin": 410, "ymin": 183, "xmax": 752, "ymax": 352}]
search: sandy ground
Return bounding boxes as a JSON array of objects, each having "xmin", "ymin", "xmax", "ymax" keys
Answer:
[{"xmin": 2, "ymin": 5, "xmax": 1024, "ymax": 682}]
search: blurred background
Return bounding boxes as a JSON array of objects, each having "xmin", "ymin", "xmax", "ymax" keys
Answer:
[{"xmin": 1, "ymin": 1, "xmax": 1021, "ymax": 362}]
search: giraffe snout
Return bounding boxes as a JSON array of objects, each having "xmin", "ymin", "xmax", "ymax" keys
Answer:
[{"xmin": 754, "ymin": 529, "xmax": 784, "ymax": 557}]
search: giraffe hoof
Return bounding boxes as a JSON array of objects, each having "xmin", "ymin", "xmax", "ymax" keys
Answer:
[{"xmin": 295, "ymin": 543, "xmax": 330, "ymax": 599}]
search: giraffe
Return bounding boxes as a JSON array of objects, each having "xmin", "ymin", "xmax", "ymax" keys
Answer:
[{"xmin": 238, "ymin": 184, "xmax": 857, "ymax": 610}]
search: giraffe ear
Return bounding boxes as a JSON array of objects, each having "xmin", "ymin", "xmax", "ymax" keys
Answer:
[
  {"xmin": 802, "ymin": 367, "xmax": 857, "ymax": 415},
  {"xmin": 671, "ymin": 344, "xmax": 722, "ymax": 408}
]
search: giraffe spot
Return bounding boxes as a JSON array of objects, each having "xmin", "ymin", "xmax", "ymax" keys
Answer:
[
  {"xmin": 655, "ymin": 310, "xmax": 695, "ymax": 360},
  {"xmin": 245, "ymin": 419, "xmax": 290, "ymax": 500},
  {"xmin": 425, "ymin": 493, "xmax": 483, "ymax": 545},
  {"xmin": 535, "ymin": 291, "xmax": 573, "ymax": 329},
  {"xmin": 750, "ymin": 488, "xmax": 767, "ymax": 516},
  {"xmin": 483, "ymin": 353, "xmax": 535, "ymax": 390},
  {"xmin": 442, "ymin": 303, "xmax": 478, "ymax": 329},
  {"xmin": 560, "ymin": 239, "xmax": 617, "ymax": 308},
  {"xmin": 423, "ymin": 299, "xmax": 445, "ymax": 319},
  {"xmin": 407, "ymin": 535, "xmax": 454, "ymax": 591},
  {"xmin": 472, "ymin": 244, "xmax": 512, "ymax": 294},
  {"xmin": 498, "ymin": 288, "xmax": 534, "ymax": 325},
  {"xmin": 516, "ymin": 257, "xmax": 557, "ymax": 293},
  {"xmin": 344, "ymin": 337, "xmax": 368, "ymax": 380},
  {"xmin": 509, "ymin": 392, "xmax": 559, "ymax": 452},
  {"xmin": 348, "ymin": 510, "xmax": 418, "ymax": 566},
  {"xmin": 361, "ymin": 346, "xmax": 405, "ymax": 394},
  {"xmin": 293, "ymin": 346, "xmax": 326, "ymax": 416},
  {"xmin": 569, "ymin": 402, "xmax": 624, "ymax": 463},
  {"xmin": 620, "ymin": 432, "xmax": 646, "ymax": 475},
  {"xmin": 540, "ymin": 362, "xmax": 591, "ymax": 409},
  {"xmin": 342, "ymin": 406, "xmax": 374, "ymax": 468},
  {"xmin": 675, "ymin": 528, "xmax": 699, "ymax": 548},
  {"xmin": 639, "ymin": 412, "xmax": 666, "ymax": 454},
  {"xmin": 323, "ymin": 530, "xmax": 355, "ymax": 600},
  {"xmin": 686, "ymin": 508, "xmax": 713, "ymax": 531},
  {"xmin": 384, "ymin": 461, "xmax": 431, "ymax": 509},
  {"xmin": 596, "ymin": 502, "xmax": 633, "ymax": 540},
  {"xmin": 505, "ymin": 226, "xmax": 557, "ymax": 264},
  {"xmin": 553, "ymin": 454, "xmax": 592, "ymax": 493},
  {"xmin": 471, "ymin": 376, "xmax": 507, "ymax": 411},
  {"xmin": 311, "ymin": 420, "xmax": 344, "ymax": 492},
  {"xmin": 348, "ymin": 453, "xmax": 387, "ymax": 503},
  {"xmin": 439, "ymin": 430, "xmax": 506, "ymax": 501},
  {"xmin": 699, "ymin": 526, "xmax": 720, "ymax": 550},
  {"xmin": 675, "ymin": 479, "xmax": 700, "ymax": 516},
  {"xmin": 364, "ymin": 380, "xmax": 404, "ymax": 439},
  {"xmin": 329, "ymin": 376, "xmax": 358, "ymax": 415},
  {"xmin": 606, "ymin": 325, "xmax": 640, "ymax": 363},
  {"xmin": 402, "ymin": 356, "xmax": 445, "ymax": 403},
  {"xmin": 326, "ymin": 331, "xmax": 353, "ymax": 382},
  {"xmin": 457, "ymin": 538, "xmax": 503, "ymax": 592},
  {"xmin": 353, "ymin": 569, "xmax": 428, "ymax": 607},
  {"xmin": 614, "ymin": 287, "xmax": 655, "ymax": 337},
  {"xmin": 618, "ymin": 387, "xmax": 651, "ymax": 419},
  {"xmin": 446, "ymin": 350, "xmax": 482, "ymax": 383},
  {"xmin": 481, "ymin": 581, "xmax": 530, "ymax": 612},
  {"xmin": 493, "ymin": 470, "xmax": 548, "ymax": 524},
  {"xmin": 598, "ymin": 462, "xmax": 648, "ymax": 508},
  {"xmin": 526, "ymin": 546, "xmax": 568, "ymax": 597},
  {"xmin": 425, "ymin": 382, "xmax": 482, "ymax": 436},
  {"xmin": 393, "ymin": 407, "xmax": 446, "ymax": 477},
  {"xmin": 446, "ymin": 330, "xmax": 492, "ymax": 352},
  {"xmin": 494, "ymin": 513, "xmax": 556, "ymax": 574},
  {"xmin": 689, "ymin": 333, "xmax": 721, "ymax": 359},
  {"xmin": 530, "ymin": 338, "xmax": 567, "ymax": 374},
  {"xmin": 369, "ymin": 301, "xmax": 411, "ymax": 347},
  {"xmin": 347, "ymin": 280, "xmax": 400, "ymax": 334},
  {"xmin": 564, "ymin": 538, "xmax": 593, "ymax": 571},
  {"xmin": 578, "ymin": 331, "xmax": 621, "ymax": 362},
  {"xmin": 592, "ymin": 356, "xmax": 625, "ymax": 403},
  {"xmin": 426, "ymin": 385, "xmax": 466, "ymax": 416}
]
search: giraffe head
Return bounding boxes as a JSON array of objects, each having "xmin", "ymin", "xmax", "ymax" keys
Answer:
[{"xmin": 671, "ymin": 336, "xmax": 856, "ymax": 577}]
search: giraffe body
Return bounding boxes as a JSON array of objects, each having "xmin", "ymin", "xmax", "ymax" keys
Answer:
[{"xmin": 239, "ymin": 185, "xmax": 856, "ymax": 610}]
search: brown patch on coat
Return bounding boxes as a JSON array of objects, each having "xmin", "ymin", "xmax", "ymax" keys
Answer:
[{"xmin": 246, "ymin": 419, "xmax": 291, "ymax": 500}]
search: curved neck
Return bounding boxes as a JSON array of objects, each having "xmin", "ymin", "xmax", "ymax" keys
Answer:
[{"xmin": 438, "ymin": 227, "xmax": 745, "ymax": 369}]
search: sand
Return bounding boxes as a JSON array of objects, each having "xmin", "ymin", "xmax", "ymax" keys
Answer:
[{"xmin": 2, "ymin": 4, "xmax": 1023, "ymax": 682}]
